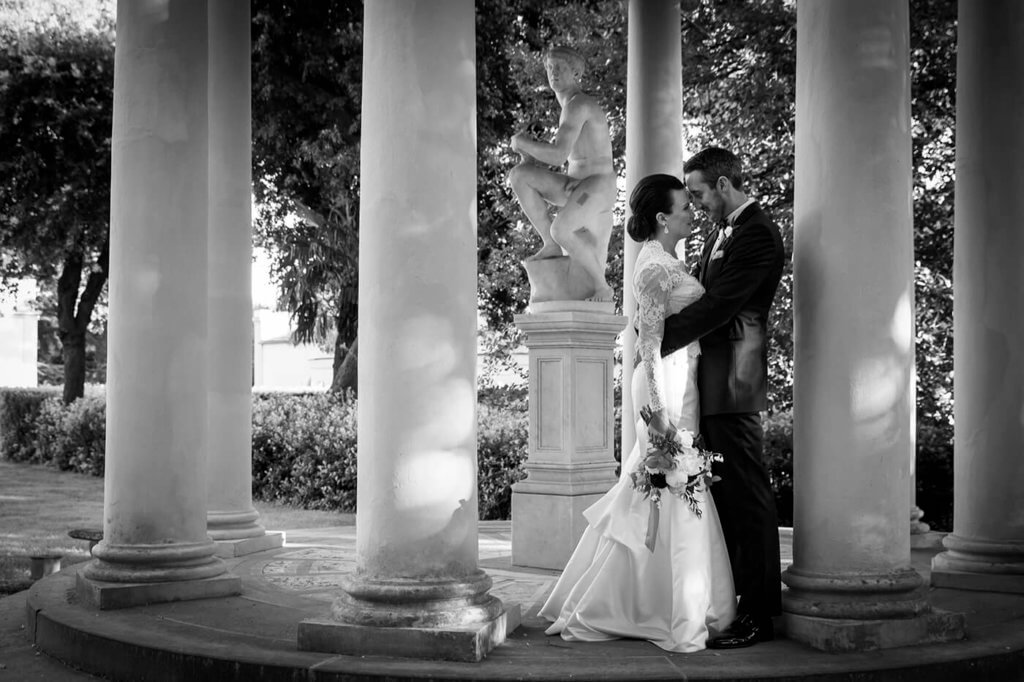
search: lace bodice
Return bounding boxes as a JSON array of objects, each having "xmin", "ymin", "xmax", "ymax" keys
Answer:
[{"xmin": 633, "ymin": 240, "xmax": 705, "ymax": 412}]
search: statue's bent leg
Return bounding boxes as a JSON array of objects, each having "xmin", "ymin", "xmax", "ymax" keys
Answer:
[
  {"xmin": 508, "ymin": 163, "xmax": 570, "ymax": 260},
  {"xmin": 551, "ymin": 175, "xmax": 615, "ymax": 299}
]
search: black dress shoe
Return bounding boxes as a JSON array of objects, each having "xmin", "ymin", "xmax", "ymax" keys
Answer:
[{"xmin": 707, "ymin": 614, "xmax": 774, "ymax": 649}]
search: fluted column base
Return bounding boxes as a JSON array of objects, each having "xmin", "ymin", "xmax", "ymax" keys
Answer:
[
  {"xmin": 297, "ymin": 570, "xmax": 520, "ymax": 661},
  {"xmin": 208, "ymin": 509, "xmax": 285, "ymax": 557},
  {"xmin": 78, "ymin": 539, "xmax": 240, "ymax": 609},
  {"xmin": 781, "ymin": 566, "xmax": 965, "ymax": 651},
  {"xmin": 932, "ymin": 534, "xmax": 1024, "ymax": 593}
]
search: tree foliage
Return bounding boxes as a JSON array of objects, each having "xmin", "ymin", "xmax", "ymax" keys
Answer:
[
  {"xmin": 0, "ymin": 0, "xmax": 114, "ymax": 403},
  {"xmin": 476, "ymin": 0, "xmax": 797, "ymax": 408},
  {"xmin": 253, "ymin": 2, "xmax": 955, "ymax": 471},
  {"xmin": 909, "ymin": 0, "xmax": 957, "ymax": 531},
  {"xmin": 477, "ymin": 0, "xmax": 628, "ymax": 333},
  {"xmin": 678, "ymin": 0, "xmax": 797, "ymax": 411},
  {"xmin": 250, "ymin": 0, "xmax": 363, "ymax": 392}
]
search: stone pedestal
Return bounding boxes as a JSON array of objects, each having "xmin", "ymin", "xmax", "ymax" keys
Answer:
[
  {"xmin": 213, "ymin": 532, "xmax": 286, "ymax": 559},
  {"xmin": 522, "ymin": 255, "xmax": 609, "ymax": 306},
  {"xmin": 783, "ymin": 609, "xmax": 967, "ymax": 654},
  {"xmin": 511, "ymin": 308, "xmax": 626, "ymax": 570},
  {"xmin": 77, "ymin": 571, "xmax": 241, "ymax": 611}
]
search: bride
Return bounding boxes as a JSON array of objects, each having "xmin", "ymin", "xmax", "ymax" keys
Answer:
[{"xmin": 539, "ymin": 173, "xmax": 736, "ymax": 652}]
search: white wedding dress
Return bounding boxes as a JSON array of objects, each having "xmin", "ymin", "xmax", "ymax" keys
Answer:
[{"xmin": 539, "ymin": 240, "xmax": 736, "ymax": 653}]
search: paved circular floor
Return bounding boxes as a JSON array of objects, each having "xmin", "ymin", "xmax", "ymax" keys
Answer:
[{"xmin": 11, "ymin": 523, "xmax": 1024, "ymax": 681}]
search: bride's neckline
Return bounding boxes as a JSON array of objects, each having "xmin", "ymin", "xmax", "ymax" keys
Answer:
[{"xmin": 642, "ymin": 239, "xmax": 680, "ymax": 261}]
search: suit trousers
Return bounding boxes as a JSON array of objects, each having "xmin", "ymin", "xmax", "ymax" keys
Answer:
[{"xmin": 701, "ymin": 413, "xmax": 782, "ymax": 621}]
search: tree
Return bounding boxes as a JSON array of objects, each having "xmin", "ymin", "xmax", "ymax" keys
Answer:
[
  {"xmin": 0, "ymin": 0, "xmax": 114, "ymax": 403},
  {"xmin": 678, "ymin": 0, "xmax": 797, "ymax": 411},
  {"xmin": 476, "ymin": 0, "xmax": 797, "ymax": 409},
  {"xmin": 476, "ymin": 0, "xmax": 628, "ymax": 382},
  {"xmin": 250, "ymin": 0, "xmax": 363, "ymax": 393},
  {"xmin": 249, "ymin": 1, "xmax": 956, "ymax": 476},
  {"xmin": 909, "ymin": 0, "xmax": 957, "ymax": 531},
  {"xmin": 478, "ymin": 0, "xmax": 628, "ymax": 316}
]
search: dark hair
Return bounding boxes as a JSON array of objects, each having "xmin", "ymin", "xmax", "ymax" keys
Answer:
[
  {"xmin": 626, "ymin": 174, "xmax": 686, "ymax": 242},
  {"xmin": 682, "ymin": 146, "xmax": 744, "ymax": 191}
]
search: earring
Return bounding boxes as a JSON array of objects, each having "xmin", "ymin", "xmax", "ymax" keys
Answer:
[{"xmin": 663, "ymin": 224, "xmax": 669, "ymax": 234}]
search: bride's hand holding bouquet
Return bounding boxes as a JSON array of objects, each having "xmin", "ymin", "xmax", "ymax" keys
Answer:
[{"xmin": 630, "ymin": 406, "xmax": 724, "ymax": 551}]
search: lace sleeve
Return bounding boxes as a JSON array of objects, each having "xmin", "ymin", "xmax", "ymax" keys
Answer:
[{"xmin": 634, "ymin": 259, "xmax": 675, "ymax": 412}]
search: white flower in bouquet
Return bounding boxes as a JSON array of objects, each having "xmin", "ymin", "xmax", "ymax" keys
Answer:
[
  {"xmin": 664, "ymin": 466, "xmax": 690, "ymax": 488},
  {"xmin": 677, "ymin": 450, "xmax": 705, "ymax": 477},
  {"xmin": 630, "ymin": 405, "xmax": 726, "ymax": 552}
]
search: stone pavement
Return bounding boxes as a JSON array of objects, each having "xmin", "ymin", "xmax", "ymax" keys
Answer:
[{"xmin": 3, "ymin": 522, "xmax": 1024, "ymax": 681}]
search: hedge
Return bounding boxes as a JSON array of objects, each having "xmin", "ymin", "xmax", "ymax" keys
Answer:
[
  {"xmin": 0, "ymin": 386, "xmax": 530, "ymax": 521},
  {"xmin": 250, "ymin": 391, "xmax": 359, "ymax": 512},
  {"xmin": 0, "ymin": 385, "xmax": 802, "ymax": 524},
  {"xmin": 0, "ymin": 387, "xmax": 62, "ymax": 462}
]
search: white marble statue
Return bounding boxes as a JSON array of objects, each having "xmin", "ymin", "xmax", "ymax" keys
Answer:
[{"xmin": 508, "ymin": 46, "xmax": 616, "ymax": 304}]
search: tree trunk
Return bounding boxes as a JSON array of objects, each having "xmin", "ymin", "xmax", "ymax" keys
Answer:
[
  {"xmin": 331, "ymin": 337, "xmax": 357, "ymax": 395},
  {"xmin": 62, "ymin": 330, "xmax": 87, "ymax": 404},
  {"xmin": 56, "ymin": 242, "xmax": 109, "ymax": 404}
]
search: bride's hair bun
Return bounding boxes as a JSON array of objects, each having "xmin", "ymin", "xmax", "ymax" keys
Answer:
[
  {"xmin": 627, "ymin": 174, "xmax": 686, "ymax": 243},
  {"xmin": 626, "ymin": 214, "xmax": 653, "ymax": 242}
]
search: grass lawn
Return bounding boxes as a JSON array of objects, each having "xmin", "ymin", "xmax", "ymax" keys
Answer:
[{"xmin": 0, "ymin": 459, "xmax": 354, "ymax": 595}]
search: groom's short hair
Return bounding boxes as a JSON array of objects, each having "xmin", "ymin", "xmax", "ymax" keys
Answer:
[{"xmin": 683, "ymin": 147, "xmax": 744, "ymax": 191}]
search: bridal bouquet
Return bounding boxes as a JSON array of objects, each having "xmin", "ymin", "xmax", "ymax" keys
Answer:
[{"xmin": 629, "ymin": 405, "xmax": 723, "ymax": 551}]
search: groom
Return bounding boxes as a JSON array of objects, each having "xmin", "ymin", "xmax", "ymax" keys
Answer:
[{"xmin": 661, "ymin": 147, "xmax": 784, "ymax": 648}]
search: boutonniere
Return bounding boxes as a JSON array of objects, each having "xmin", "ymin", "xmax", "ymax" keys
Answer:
[{"xmin": 723, "ymin": 225, "xmax": 734, "ymax": 240}]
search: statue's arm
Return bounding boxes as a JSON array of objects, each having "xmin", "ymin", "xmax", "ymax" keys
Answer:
[{"xmin": 512, "ymin": 98, "xmax": 586, "ymax": 168}]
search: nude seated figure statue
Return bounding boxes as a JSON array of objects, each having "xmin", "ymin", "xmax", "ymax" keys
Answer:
[{"xmin": 508, "ymin": 46, "xmax": 616, "ymax": 304}]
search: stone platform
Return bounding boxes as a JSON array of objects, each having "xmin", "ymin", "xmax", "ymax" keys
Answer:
[{"xmin": 7, "ymin": 523, "xmax": 1024, "ymax": 681}]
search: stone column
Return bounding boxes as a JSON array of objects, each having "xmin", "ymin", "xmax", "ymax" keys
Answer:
[
  {"xmin": 931, "ymin": 0, "xmax": 1024, "ymax": 594},
  {"xmin": 622, "ymin": 0, "xmax": 684, "ymax": 456},
  {"xmin": 783, "ymin": 0, "xmax": 963, "ymax": 651},
  {"xmin": 78, "ymin": 0, "xmax": 239, "ymax": 609},
  {"xmin": 511, "ymin": 310, "xmax": 626, "ymax": 569},
  {"xmin": 205, "ymin": 0, "xmax": 282, "ymax": 557},
  {"xmin": 297, "ymin": 0, "xmax": 516, "ymax": 662}
]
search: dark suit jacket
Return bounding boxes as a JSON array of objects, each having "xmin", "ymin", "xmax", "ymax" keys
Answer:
[{"xmin": 661, "ymin": 202, "xmax": 784, "ymax": 416}]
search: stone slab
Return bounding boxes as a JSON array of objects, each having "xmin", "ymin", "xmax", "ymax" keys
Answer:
[
  {"xmin": 930, "ymin": 568, "xmax": 1024, "ymax": 594},
  {"xmin": 529, "ymin": 300, "xmax": 615, "ymax": 314},
  {"xmin": 29, "ymin": 554, "xmax": 63, "ymax": 580},
  {"xmin": 15, "ymin": 529, "xmax": 1024, "ymax": 682},
  {"xmin": 512, "ymin": 491, "xmax": 606, "ymax": 570},
  {"xmin": 522, "ymin": 256, "xmax": 596, "ymax": 304},
  {"xmin": 782, "ymin": 609, "xmax": 966, "ymax": 653},
  {"xmin": 214, "ymin": 531, "xmax": 285, "ymax": 558},
  {"xmin": 910, "ymin": 531, "xmax": 947, "ymax": 550},
  {"xmin": 297, "ymin": 604, "xmax": 521, "ymax": 662},
  {"xmin": 76, "ymin": 570, "xmax": 242, "ymax": 610}
]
